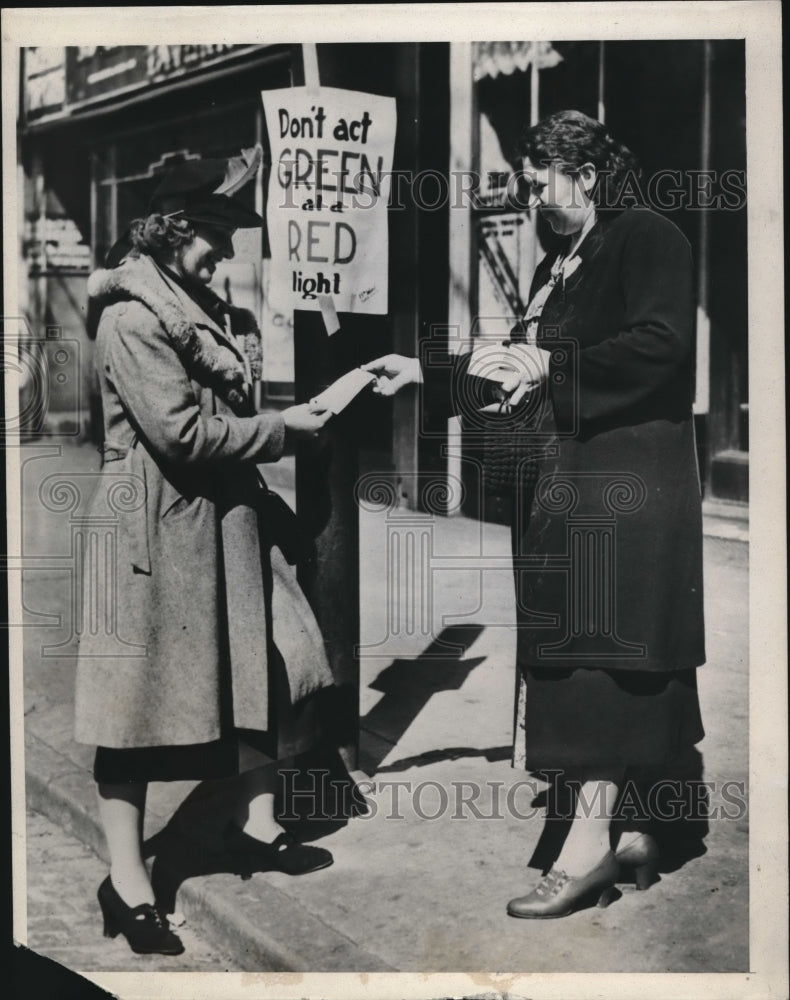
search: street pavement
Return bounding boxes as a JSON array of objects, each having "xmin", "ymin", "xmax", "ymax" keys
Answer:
[
  {"xmin": 14, "ymin": 440, "xmax": 749, "ymax": 974},
  {"xmin": 24, "ymin": 807, "xmax": 239, "ymax": 972}
]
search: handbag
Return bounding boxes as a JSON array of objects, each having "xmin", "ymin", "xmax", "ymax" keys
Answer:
[
  {"xmin": 481, "ymin": 396, "xmax": 540, "ymax": 497},
  {"xmin": 258, "ymin": 487, "xmax": 316, "ymax": 566}
]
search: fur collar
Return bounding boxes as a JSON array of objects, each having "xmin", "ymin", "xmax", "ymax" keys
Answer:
[{"xmin": 88, "ymin": 253, "xmax": 263, "ymax": 411}]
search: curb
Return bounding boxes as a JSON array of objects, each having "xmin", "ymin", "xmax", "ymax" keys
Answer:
[
  {"xmin": 25, "ymin": 731, "xmax": 394, "ymax": 973},
  {"xmin": 701, "ymin": 500, "xmax": 748, "ymax": 544}
]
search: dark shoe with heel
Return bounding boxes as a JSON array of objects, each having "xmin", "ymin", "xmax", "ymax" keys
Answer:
[
  {"xmin": 507, "ymin": 850, "xmax": 620, "ymax": 919},
  {"xmin": 224, "ymin": 822, "xmax": 333, "ymax": 879},
  {"xmin": 615, "ymin": 832, "xmax": 660, "ymax": 890},
  {"xmin": 98, "ymin": 876, "xmax": 184, "ymax": 955}
]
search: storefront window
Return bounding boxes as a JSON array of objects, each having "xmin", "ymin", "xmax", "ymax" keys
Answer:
[
  {"xmin": 20, "ymin": 46, "xmax": 296, "ymax": 441},
  {"xmin": 455, "ymin": 39, "xmax": 747, "ymax": 511}
]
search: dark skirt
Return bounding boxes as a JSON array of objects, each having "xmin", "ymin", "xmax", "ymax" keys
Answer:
[
  {"xmin": 93, "ymin": 644, "xmax": 324, "ymax": 783},
  {"xmin": 512, "ymin": 664, "xmax": 704, "ymax": 774}
]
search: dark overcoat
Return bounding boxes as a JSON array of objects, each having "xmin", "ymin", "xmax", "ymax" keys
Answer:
[
  {"xmin": 435, "ymin": 207, "xmax": 706, "ymax": 674},
  {"xmin": 74, "ymin": 254, "xmax": 334, "ymax": 749},
  {"xmin": 511, "ymin": 206, "xmax": 706, "ymax": 673}
]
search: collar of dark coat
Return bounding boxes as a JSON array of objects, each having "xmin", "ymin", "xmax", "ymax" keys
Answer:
[
  {"xmin": 556, "ymin": 208, "xmax": 634, "ymax": 266},
  {"xmin": 528, "ymin": 208, "xmax": 625, "ymax": 294},
  {"xmin": 87, "ymin": 253, "xmax": 263, "ymax": 411}
]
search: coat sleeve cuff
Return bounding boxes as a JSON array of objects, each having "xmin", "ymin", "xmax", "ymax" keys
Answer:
[{"xmin": 255, "ymin": 412, "xmax": 287, "ymax": 462}]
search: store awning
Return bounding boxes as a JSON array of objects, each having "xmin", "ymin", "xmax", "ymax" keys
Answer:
[{"xmin": 472, "ymin": 41, "xmax": 563, "ymax": 82}]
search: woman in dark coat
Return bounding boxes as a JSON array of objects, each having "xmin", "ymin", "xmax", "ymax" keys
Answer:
[
  {"xmin": 364, "ymin": 110, "xmax": 705, "ymax": 917},
  {"xmin": 75, "ymin": 148, "xmax": 336, "ymax": 955}
]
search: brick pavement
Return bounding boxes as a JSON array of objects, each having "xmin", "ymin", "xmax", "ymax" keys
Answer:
[{"xmin": 24, "ymin": 807, "xmax": 240, "ymax": 972}]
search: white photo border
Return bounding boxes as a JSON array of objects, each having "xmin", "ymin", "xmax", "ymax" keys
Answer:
[{"xmin": 3, "ymin": 4, "xmax": 786, "ymax": 999}]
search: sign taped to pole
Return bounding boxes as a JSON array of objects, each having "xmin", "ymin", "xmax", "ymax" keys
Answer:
[
  {"xmin": 301, "ymin": 42, "xmax": 320, "ymax": 97},
  {"xmin": 261, "ymin": 85, "xmax": 396, "ymax": 316}
]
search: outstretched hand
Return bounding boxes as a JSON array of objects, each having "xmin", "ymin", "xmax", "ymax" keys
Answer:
[
  {"xmin": 361, "ymin": 354, "xmax": 423, "ymax": 396},
  {"xmin": 282, "ymin": 402, "xmax": 332, "ymax": 440}
]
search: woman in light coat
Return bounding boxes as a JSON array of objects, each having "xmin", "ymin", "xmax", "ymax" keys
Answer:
[{"xmin": 76, "ymin": 149, "xmax": 336, "ymax": 955}]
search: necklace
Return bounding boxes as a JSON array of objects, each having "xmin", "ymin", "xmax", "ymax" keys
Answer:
[
  {"xmin": 522, "ymin": 256, "xmax": 569, "ymax": 344},
  {"xmin": 521, "ymin": 213, "xmax": 596, "ymax": 344}
]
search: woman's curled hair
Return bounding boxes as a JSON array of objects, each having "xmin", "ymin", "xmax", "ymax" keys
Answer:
[
  {"xmin": 129, "ymin": 213, "xmax": 195, "ymax": 257},
  {"xmin": 520, "ymin": 110, "xmax": 643, "ymax": 210}
]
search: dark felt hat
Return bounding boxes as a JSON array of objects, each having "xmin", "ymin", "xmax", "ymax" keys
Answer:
[{"xmin": 105, "ymin": 146, "xmax": 263, "ymax": 267}]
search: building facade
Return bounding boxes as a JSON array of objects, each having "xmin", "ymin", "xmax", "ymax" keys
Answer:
[{"xmin": 17, "ymin": 40, "xmax": 747, "ymax": 508}]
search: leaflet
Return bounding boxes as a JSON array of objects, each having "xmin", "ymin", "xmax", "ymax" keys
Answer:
[{"xmin": 310, "ymin": 368, "xmax": 378, "ymax": 414}]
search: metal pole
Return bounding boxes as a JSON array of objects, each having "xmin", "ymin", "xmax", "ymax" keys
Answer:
[
  {"xmin": 694, "ymin": 41, "xmax": 712, "ymax": 418},
  {"xmin": 294, "ymin": 315, "xmax": 361, "ymax": 773},
  {"xmin": 598, "ymin": 41, "xmax": 606, "ymax": 123},
  {"xmin": 530, "ymin": 44, "xmax": 540, "ymax": 125},
  {"xmin": 446, "ymin": 42, "xmax": 474, "ymax": 514},
  {"xmin": 288, "ymin": 44, "xmax": 361, "ymax": 773}
]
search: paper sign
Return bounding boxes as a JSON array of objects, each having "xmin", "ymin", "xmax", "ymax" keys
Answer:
[
  {"xmin": 467, "ymin": 342, "xmax": 522, "ymax": 383},
  {"xmin": 468, "ymin": 342, "xmax": 546, "ymax": 384},
  {"xmin": 261, "ymin": 85, "xmax": 396, "ymax": 315}
]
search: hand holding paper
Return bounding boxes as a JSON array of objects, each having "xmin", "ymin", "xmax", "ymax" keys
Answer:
[
  {"xmin": 469, "ymin": 342, "xmax": 551, "ymax": 409},
  {"xmin": 361, "ymin": 355, "xmax": 423, "ymax": 396},
  {"xmin": 282, "ymin": 402, "xmax": 331, "ymax": 440}
]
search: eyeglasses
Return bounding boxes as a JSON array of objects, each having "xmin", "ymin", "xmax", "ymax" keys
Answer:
[
  {"xmin": 523, "ymin": 183, "xmax": 546, "ymax": 210},
  {"xmin": 517, "ymin": 160, "xmax": 583, "ymax": 209}
]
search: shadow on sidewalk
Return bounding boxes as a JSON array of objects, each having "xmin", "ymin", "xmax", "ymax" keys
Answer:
[
  {"xmin": 373, "ymin": 744, "xmax": 512, "ymax": 773},
  {"xmin": 525, "ymin": 747, "xmax": 710, "ymax": 875},
  {"xmin": 142, "ymin": 747, "xmax": 364, "ymax": 915},
  {"xmin": 361, "ymin": 624, "xmax": 488, "ymax": 775},
  {"xmin": 143, "ymin": 626, "xmax": 492, "ymax": 910},
  {"xmin": 142, "ymin": 780, "xmax": 247, "ymax": 914}
]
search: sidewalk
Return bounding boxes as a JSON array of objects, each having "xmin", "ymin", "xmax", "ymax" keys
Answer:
[
  {"xmin": 19, "ymin": 441, "xmax": 749, "ymax": 973},
  {"xmin": 25, "ymin": 806, "xmax": 241, "ymax": 972}
]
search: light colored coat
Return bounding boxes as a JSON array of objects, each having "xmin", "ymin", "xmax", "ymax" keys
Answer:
[{"xmin": 74, "ymin": 254, "xmax": 334, "ymax": 749}]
